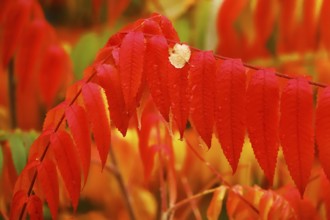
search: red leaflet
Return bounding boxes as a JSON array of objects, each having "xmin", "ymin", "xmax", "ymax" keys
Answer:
[
  {"xmin": 316, "ymin": 87, "xmax": 330, "ymax": 181},
  {"xmin": 106, "ymin": 0, "xmax": 130, "ymax": 27},
  {"xmin": 152, "ymin": 14, "xmax": 180, "ymax": 41},
  {"xmin": 37, "ymin": 159, "xmax": 59, "ymax": 220},
  {"xmin": 142, "ymin": 19, "xmax": 162, "ymax": 35},
  {"xmin": 42, "ymin": 102, "xmax": 66, "ymax": 132},
  {"xmin": 65, "ymin": 104, "xmax": 91, "ymax": 184},
  {"xmin": 215, "ymin": 59, "xmax": 246, "ymax": 173},
  {"xmin": 168, "ymin": 64, "xmax": 190, "ymax": 139},
  {"xmin": 280, "ymin": 78, "xmax": 314, "ymax": 195},
  {"xmin": 189, "ymin": 51, "xmax": 216, "ymax": 147},
  {"xmin": 50, "ymin": 130, "xmax": 81, "ymax": 210},
  {"xmin": 82, "ymin": 82, "xmax": 111, "ymax": 167},
  {"xmin": 216, "ymin": 0, "xmax": 248, "ymax": 57},
  {"xmin": 246, "ymin": 70, "xmax": 280, "ymax": 184},
  {"xmin": 96, "ymin": 64, "xmax": 130, "ymax": 136},
  {"xmin": 119, "ymin": 31, "xmax": 145, "ymax": 112},
  {"xmin": 145, "ymin": 35, "xmax": 171, "ymax": 121},
  {"xmin": 27, "ymin": 195, "xmax": 43, "ymax": 220},
  {"xmin": 1, "ymin": 0, "xmax": 32, "ymax": 67},
  {"xmin": 320, "ymin": 0, "xmax": 330, "ymax": 51},
  {"xmin": 39, "ymin": 44, "xmax": 70, "ymax": 108},
  {"xmin": 10, "ymin": 190, "xmax": 27, "ymax": 220},
  {"xmin": 14, "ymin": 19, "xmax": 48, "ymax": 91}
]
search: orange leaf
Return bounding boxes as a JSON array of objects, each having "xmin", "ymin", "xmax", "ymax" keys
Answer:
[
  {"xmin": 280, "ymin": 78, "xmax": 314, "ymax": 195},
  {"xmin": 50, "ymin": 130, "xmax": 80, "ymax": 210},
  {"xmin": 82, "ymin": 82, "xmax": 111, "ymax": 167},
  {"xmin": 96, "ymin": 64, "xmax": 130, "ymax": 136},
  {"xmin": 215, "ymin": 59, "xmax": 246, "ymax": 172},
  {"xmin": 119, "ymin": 31, "xmax": 145, "ymax": 112},
  {"xmin": 316, "ymin": 87, "xmax": 330, "ymax": 181},
  {"xmin": 189, "ymin": 51, "xmax": 216, "ymax": 147},
  {"xmin": 65, "ymin": 104, "xmax": 91, "ymax": 185},
  {"xmin": 207, "ymin": 186, "xmax": 227, "ymax": 220},
  {"xmin": 145, "ymin": 35, "xmax": 171, "ymax": 121},
  {"xmin": 246, "ymin": 69, "xmax": 280, "ymax": 184}
]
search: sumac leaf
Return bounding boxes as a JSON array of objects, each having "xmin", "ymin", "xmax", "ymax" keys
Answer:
[
  {"xmin": 82, "ymin": 82, "xmax": 111, "ymax": 167},
  {"xmin": 189, "ymin": 51, "xmax": 216, "ymax": 147},
  {"xmin": 215, "ymin": 59, "xmax": 246, "ymax": 172},
  {"xmin": 168, "ymin": 64, "xmax": 190, "ymax": 139},
  {"xmin": 38, "ymin": 159, "xmax": 59, "ymax": 220},
  {"xmin": 145, "ymin": 35, "xmax": 171, "ymax": 121},
  {"xmin": 280, "ymin": 78, "xmax": 314, "ymax": 195},
  {"xmin": 316, "ymin": 87, "xmax": 330, "ymax": 181},
  {"xmin": 10, "ymin": 190, "xmax": 27, "ymax": 220},
  {"xmin": 50, "ymin": 130, "xmax": 80, "ymax": 210},
  {"xmin": 119, "ymin": 31, "xmax": 145, "ymax": 112},
  {"xmin": 246, "ymin": 70, "xmax": 280, "ymax": 184},
  {"xmin": 65, "ymin": 104, "xmax": 91, "ymax": 184},
  {"xmin": 96, "ymin": 64, "xmax": 130, "ymax": 136},
  {"xmin": 27, "ymin": 195, "xmax": 43, "ymax": 220}
]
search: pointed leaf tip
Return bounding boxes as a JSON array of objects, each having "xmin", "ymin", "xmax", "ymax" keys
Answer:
[{"xmin": 215, "ymin": 59, "xmax": 246, "ymax": 172}]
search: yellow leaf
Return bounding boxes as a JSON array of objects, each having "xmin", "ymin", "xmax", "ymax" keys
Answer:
[
  {"xmin": 207, "ymin": 186, "xmax": 227, "ymax": 220},
  {"xmin": 168, "ymin": 43, "xmax": 191, "ymax": 68}
]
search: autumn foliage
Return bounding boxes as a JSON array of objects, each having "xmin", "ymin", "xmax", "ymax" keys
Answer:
[{"xmin": 2, "ymin": 0, "xmax": 330, "ymax": 219}]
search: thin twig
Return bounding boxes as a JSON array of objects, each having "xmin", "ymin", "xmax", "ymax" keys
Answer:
[
  {"xmin": 7, "ymin": 59, "xmax": 17, "ymax": 129},
  {"xmin": 109, "ymin": 146, "xmax": 136, "ymax": 220}
]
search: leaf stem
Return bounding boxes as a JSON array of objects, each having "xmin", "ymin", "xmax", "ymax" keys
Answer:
[
  {"xmin": 109, "ymin": 146, "xmax": 136, "ymax": 220},
  {"xmin": 8, "ymin": 59, "xmax": 17, "ymax": 129}
]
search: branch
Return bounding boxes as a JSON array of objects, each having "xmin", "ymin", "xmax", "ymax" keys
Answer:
[
  {"xmin": 18, "ymin": 55, "xmax": 112, "ymax": 219},
  {"xmin": 7, "ymin": 59, "xmax": 16, "ymax": 129},
  {"xmin": 109, "ymin": 146, "xmax": 136, "ymax": 220}
]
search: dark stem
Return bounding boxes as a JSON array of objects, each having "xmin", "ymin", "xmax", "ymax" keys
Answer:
[
  {"xmin": 109, "ymin": 146, "xmax": 136, "ymax": 220},
  {"xmin": 8, "ymin": 59, "xmax": 17, "ymax": 128}
]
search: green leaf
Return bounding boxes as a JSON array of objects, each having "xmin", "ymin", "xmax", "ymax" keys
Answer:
[
  {"xmin": 8, "ymin": 133, "xmax": 27, "ymax": 174},
  {"xmin": 71, "ymin": 31, "xmax": 110, "ymax": 79}
]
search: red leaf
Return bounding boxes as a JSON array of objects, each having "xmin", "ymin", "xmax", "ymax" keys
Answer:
[
  {"xmin": 189, "ymin": 51, "xmax": 216, "ymax": 147},
  {"xmin": 145, "ymin": 35, "xmax": 171, "ymax": 121},
  {"xmin": 142, "ymin": 19, "xmax": 162, "ymax": 35},
  {"xmin": 152, "ymin": 14, "xmax": 180, "ymax": 41},
  {"xmin": 96, "ymin": 64, "xmax": 130, "ymax": 136},
  {"xmin": 65, "ymin": 104, "xmax": 91, "ymax": 184},
  {"xmin": 27, "ymin": 195, "xmax": 43, "ymax": 220},
  {"xmin": 1, "ymin": 0, "xmax": 32, "ymax": 67},
  {"xmin": 106, "ymin": 0, "xmax": 130, "ymax": 27},
  {"xmin": 42, "ymin": 102, "xmax": 66, "ymax": 132},
  {"xmin": 320, "ymin": 0, "xmax": 330, "ymax": 56},
  {"xmin": 316, "ymin": 87, "xmax": 330, "ymax": 181},
  {"xmin": 82, "ymin": 82, "xmax": 111, "ymax": 167},
  {"xmin": 280, "ymin": 78, "xmax": 314, "ymax": 195},
  {"xmin": 39, "ymin": 44, "xmax": 70, "ymax": 108},
  {"xmin": 168, "ymin": 64, "xmax": 190, "ymax": 139},
  {"xmin": 50, "ymin": 130, "xmax": 81, "ymax": 210},
  {"xmin": 37, "ymin": 159, "xmax": 59, "ymax": 220},
  {"xmin": 246, "ymin": 69, "xmax": 280, "ymax": 184},
  {"xmin": 14, "ymin": 19, "xmax": 48, "ymax": 92},
  {"xmin": 10, "ymin": 190, "xmax": 27, "ymax": 220},
  {"xmin": 119, "ymin": 31, "xmax": 145, "ymax": 112},
  {"xmin": 216, "ymin": 0, "xmax": 248, "ymax": 57},
  {"xmin": 215, "ymin": 59, "xmax": 246, "ymax": 173}
]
